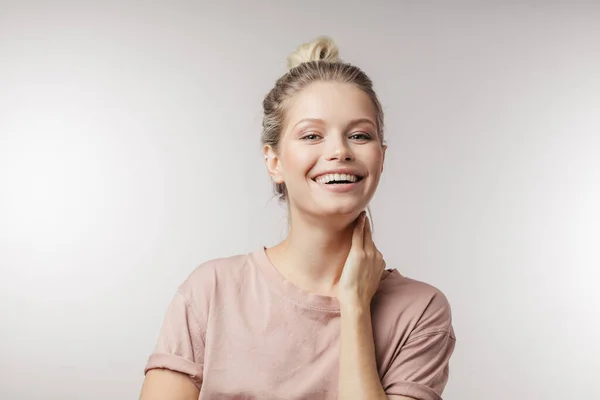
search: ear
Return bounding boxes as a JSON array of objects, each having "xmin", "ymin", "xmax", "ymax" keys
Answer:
[
  {"xmin": 381, "ymin": 144, "xmax": 387, "ymax": 173},
  {"xmin": 263, "ymin": 145, "xmax": 285, "ymax": 184}
]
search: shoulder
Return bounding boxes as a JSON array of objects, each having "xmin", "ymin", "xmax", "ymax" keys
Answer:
[
  {"xmin": 177, "ymin": 251, "xmax": 252, "ymax": 306},
  {"xmin": 379, "ymin": 271, "xmax": 452, "ymax": 312},
  {"xmin": 376, "ymin": 272, "xmax": 455, "ymax": 338}
]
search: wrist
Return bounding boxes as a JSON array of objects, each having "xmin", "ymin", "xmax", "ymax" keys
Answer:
[{"xmin": 339, "ymin": 298, "xmax": 370, "ymax": 316}]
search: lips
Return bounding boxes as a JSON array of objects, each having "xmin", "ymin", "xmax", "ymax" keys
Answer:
[{"xmin": 310, "ymin": 175, "xmax": 365, "ymax": 194}]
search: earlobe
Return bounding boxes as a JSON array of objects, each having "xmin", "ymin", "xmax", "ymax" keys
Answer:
[{"xmin": 272, "ymin": 159, "xmax": 284, "ymax": 184}]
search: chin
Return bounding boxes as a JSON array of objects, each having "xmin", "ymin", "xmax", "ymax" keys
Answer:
[{"xmin": 314, "ymin": 204, "xmax": 364, "ymax": 219}]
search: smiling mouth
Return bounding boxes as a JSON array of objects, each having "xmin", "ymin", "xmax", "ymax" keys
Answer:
[{"xmin": 311, "ymin": 176, "xmax": 365, "ymax": 184}]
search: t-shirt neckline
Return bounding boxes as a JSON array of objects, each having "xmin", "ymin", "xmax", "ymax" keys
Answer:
[{"xmin": 250, "ymin": 246, "xmax": 398, "ymax": 312}]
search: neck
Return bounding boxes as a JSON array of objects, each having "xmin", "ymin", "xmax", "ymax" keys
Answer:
[{"xmin": 267, "ymin": 208, "xmax": 361, "ymax": 296}]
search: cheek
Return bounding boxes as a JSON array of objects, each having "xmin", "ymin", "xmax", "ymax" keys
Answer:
[
  {"xmin": 282, "ymin": 145, "xmax": 317, "ymax": 177},
  {"xmin": 360, "ymin": 146, "xmax": 384, "ymax": 167}
]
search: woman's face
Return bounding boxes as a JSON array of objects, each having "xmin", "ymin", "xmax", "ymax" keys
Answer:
[{"xmin": 266, "ymin": 81, "xmax": 386, "ymax": 220}]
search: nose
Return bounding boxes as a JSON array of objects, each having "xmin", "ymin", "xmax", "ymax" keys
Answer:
[{"xmin": 325, "ymin": 136, "xmax": 354, "ymax": 161}]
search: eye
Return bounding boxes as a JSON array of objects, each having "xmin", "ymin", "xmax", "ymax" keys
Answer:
[
  {"xmin": 300, "ymin": 133, "xmax": 322, "ymax": 141},
  {"xmin": 349, "ymin": 132, "xmax": 372, "ymax": 141}
]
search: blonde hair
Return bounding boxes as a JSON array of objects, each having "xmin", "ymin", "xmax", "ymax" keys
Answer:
[{"xmin": 261, "ymin": 36, "xmax": 385, "ymax": 203}]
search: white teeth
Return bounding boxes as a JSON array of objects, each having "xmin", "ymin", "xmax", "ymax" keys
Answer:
[{"xmin": 315, "ymin": 173, "xmax": 360, "ymax": 184}]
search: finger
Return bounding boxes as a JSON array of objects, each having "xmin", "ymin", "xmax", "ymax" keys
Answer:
[
  {"xmin": 364, "ymin": 212, "xmax": 373, "ymax": 251},
  {"xmin": 352, "ymin": 211, "xmax": 367, "ymax": 250}
]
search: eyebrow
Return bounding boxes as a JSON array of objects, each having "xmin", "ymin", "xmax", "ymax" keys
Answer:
[{"xmin": 292, "ymin": 117, "xmax": 377, "ymax": 130}]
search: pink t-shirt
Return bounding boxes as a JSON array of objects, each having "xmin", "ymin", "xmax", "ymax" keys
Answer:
[{"xmin": 144, "ymin": 247, "xmax": 456, "ymax": 400}]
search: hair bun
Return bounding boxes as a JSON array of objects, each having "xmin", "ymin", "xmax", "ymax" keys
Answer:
[{"xmin": 286, "ymin": 36, "xmax": 341, "ymax": 70}]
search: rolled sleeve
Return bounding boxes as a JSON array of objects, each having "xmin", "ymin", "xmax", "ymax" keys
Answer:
[
  {"xmin": 144, "ymin": 289, "xmax": 205, "ymax": 390},
  {"xmin": 382, "ymin": 330, "xmax": 456, "ymax": 400},
  {"xmin": 382, "ymin": 288, "xmax": 456, "ymax": 400}
]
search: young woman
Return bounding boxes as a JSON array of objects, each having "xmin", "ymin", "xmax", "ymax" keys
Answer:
[{"xmin": 139, "ymin": 36, "xmax": 456, "ymax": 400}]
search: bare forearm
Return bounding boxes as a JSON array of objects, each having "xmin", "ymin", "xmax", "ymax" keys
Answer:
[{"xmin": 338, "ymin": 302, "xmax": 387, "ymax": 400}]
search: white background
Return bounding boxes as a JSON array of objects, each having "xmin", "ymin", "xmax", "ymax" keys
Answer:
[{"xmin": 1, "ymin": 1, "xmax": 599, "ymax": 399}]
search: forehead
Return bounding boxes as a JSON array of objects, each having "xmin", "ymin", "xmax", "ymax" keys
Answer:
[{"xmin": 284, "ymin": 81, "xmax": 377, "ymax": 128}]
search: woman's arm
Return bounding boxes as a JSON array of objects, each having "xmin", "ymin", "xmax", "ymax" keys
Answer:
[
  {"xmin": 139, "ymin": 369, "xmax": 200, "ymax": 400},
  {"xmin": 338, "ymin": 302, "xmax": 415, "ymax": 400},
  {"xmin": 337, "ymin": 212, "xmax": 415, "ymax": 400}
]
